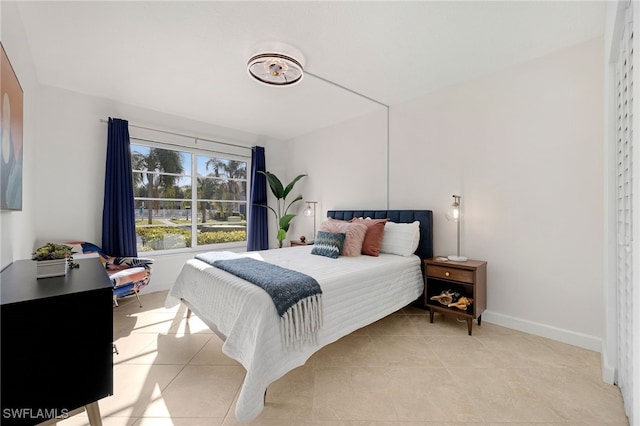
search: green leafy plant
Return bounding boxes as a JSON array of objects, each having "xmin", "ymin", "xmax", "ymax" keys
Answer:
[
  {"xmin": 32, "ymin": 243, "xmax": 79, "ymax": 268},
  {"xmin": 32, "ymin": 243, "xmax": 73, "ymax": 261},
  {"xmin": 257, "ymin": 171, "xmax": 307, "ymax": 248}
]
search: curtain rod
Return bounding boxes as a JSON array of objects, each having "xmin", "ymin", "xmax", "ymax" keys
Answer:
[
  {"xmin": 128, "ymin": 135, "xmax": 250, "ymax": 160},
  {"xmin": 100, "ymin": 118, "xmax": 252, "ymax": 151}
]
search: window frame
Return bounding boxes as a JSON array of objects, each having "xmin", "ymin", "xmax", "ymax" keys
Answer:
[{"xmin": 130, "ymin": 137, "xmax": 251, "ymax": 255}]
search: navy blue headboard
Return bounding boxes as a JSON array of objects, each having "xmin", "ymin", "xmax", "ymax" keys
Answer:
[{"xmin": 326, "ymin": 210, "xmax": 434, "ymax": 260}]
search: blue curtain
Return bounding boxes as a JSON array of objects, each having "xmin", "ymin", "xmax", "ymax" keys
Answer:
[
  {"xmin": 247, "ymin": 146, "xmax": 268, "ymax": 251},
  {"xmin": 102, "ymin": 118, "xmax": 137, "ymax": 257}
]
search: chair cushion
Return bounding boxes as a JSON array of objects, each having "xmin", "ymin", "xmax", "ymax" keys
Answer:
[
  {"xmin": 106, "ymin": 256, "xmax": 154, "ymax": 271},
  {"xmin": 108, "ymin": 267, "xmax": 150, "ymax": 292},
  {"xmin": 113, "ymin": 284, "xmax": 136, "ymax": 299}
]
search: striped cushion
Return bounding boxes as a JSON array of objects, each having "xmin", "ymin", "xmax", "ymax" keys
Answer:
[{"xmin": 311, "ymin": 231, "xmax": 346, "ymax": 259}]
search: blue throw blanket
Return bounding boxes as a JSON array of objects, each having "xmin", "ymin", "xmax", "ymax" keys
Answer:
[{"xmin": 196, "ymin": 254, "xmax": 323, "ymax": 349}]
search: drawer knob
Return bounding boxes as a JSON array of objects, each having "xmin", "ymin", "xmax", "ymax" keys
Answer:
[{"xmin": 445, "ymin": 271, "xmax": 450, "ymax": 277}]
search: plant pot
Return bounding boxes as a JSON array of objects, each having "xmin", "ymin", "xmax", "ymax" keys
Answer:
[{"xmin": 36, "ymin": 258, "xmax": 67, "ymax": 279}]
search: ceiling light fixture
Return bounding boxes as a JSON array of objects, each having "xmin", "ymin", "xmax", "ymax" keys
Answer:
[
  {"xmin": 247, "ymin": 41, "xmax": 304, "ymax": 86},
  {"xmin": 247, "ymin": 43, "xmax": 304, "ymax": 86}
]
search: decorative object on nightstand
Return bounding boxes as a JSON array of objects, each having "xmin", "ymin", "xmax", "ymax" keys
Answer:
[
  {"xmin": 303, "ymin": 200, "xmax": 318, "ymax": 242},
  {"xmin": 291, "ymin": 238, "xmax": 313, "ymax": 247},
  {"xmin": 445, "ymin": 194, "xmax": 467, "ymax": 261},
  {"xmin": 424, "ymin": 258, "xmax": 487, "ymax": 335}
]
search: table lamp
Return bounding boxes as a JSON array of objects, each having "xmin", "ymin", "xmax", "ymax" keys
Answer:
[
  {"xmin": 303, "ymin": 201, "xmax": 318, "ymax": 242},
  {"xmin": 446, "ymin": 195, "xmax": 467, "ymax": 261}
]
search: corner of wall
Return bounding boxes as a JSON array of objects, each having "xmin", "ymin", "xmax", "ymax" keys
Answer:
[{"xmin": 600, "ymin": 340, "xmax": 617, "ymax": 385}]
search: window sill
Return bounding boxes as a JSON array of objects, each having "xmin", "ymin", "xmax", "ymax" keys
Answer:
[{"xmin": 138, "ymin": 241, "xmax": 248, "ymax": 258}]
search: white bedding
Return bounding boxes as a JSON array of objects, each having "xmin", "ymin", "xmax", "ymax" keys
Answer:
[{"xmin": 165, "ymin": 245, "xmax": 423, "ymax": 422}]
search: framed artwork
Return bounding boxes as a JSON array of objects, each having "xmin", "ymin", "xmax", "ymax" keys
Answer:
[{"xmin": 1, "ymin": 42, "xmax": 23, "ymax": 211}]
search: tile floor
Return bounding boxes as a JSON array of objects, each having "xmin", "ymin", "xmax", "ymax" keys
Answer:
[{"xmin": 58, "ymin": 290, "xmax": 628, "ymax": 426}]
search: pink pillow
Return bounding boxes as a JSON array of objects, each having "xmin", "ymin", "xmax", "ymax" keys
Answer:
[
  {"xmin": 350, "ymin": 218, "xmax": 388, "ymax": 256},
  {"xmin": 319, "ymin": 219, "xmax": 368, "ymax": 256}
]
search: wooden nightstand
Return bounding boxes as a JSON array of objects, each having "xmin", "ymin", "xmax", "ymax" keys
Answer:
[
  {"xmin": 290, "ymin": 240, "xmax": 313, "ymax": 247},
  {"xmin": 424, "ymin": 258, "xmax": 487, "ymax": 335}
]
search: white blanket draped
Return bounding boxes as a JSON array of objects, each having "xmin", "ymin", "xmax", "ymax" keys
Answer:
[{"xmin": 165, "ymin": 246, "xmax": 423, "ymax": 422}]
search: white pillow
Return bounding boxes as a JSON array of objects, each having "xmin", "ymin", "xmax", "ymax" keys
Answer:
[{"xmin": 379, "ymin": 221, "xmax": 420, "ymax": 256}]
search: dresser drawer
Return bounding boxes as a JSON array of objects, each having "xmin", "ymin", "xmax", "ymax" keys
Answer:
[{"xmin": 427, "ymin": 265, "xmax": 474, "ymax": 284}]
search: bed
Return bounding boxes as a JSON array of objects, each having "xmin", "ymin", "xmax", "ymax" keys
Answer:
[{"xmin": 165, "ymin": 209, "xmax": 433, "ymax": 422}]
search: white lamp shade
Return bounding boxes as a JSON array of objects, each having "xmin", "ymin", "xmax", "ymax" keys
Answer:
[{"xmin": 445, "ymin": 206, "xmax": 460, "ymax": 222}]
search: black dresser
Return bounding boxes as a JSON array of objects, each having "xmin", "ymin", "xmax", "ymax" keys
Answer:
[{"xmin": 1, "ymin": 257, "xmax": 113, "ymax": 425}]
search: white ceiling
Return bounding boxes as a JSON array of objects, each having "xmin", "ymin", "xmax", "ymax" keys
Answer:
[{"xmin": 16, "ymin": 1, "xmax": 606, "ymax": 141}]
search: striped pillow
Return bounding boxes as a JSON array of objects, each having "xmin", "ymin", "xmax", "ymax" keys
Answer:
[{"xmin": 311, "ymin": 231, "xmax": 346, "ymax": 259}]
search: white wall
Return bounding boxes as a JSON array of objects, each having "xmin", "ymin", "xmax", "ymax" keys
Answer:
[
  {"xmin": 394, "ymin": 38, "xmax": 605, "ymax": 348},
  {"xmin": 290, "ymin": 38, "xmax": 605, "ymax": 351},
  {"xmin": 287, "ymin": 109, "xmax": 388, "ymax": 240},
  {"xmin": 0, "ymin": 2, "xmax": 39, "ymax": 270}
]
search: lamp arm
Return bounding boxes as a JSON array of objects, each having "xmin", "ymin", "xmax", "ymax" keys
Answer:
[{"xmin": 313, "ymin": 203, "xmax": 317, "ymax": 239}]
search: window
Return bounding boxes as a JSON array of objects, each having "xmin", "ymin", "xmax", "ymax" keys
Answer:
[{"xmin": 131, "ymin": 143, "xmax": 248, "ymax": 252}]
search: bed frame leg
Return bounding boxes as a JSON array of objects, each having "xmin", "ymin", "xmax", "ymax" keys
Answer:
[{"xmin": 186, "ymin": 307, "xmax": 192, "ymax": 319}]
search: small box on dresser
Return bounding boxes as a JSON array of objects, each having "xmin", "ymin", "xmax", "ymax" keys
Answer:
[{"xmin": 424, "ymin": 258, "xmax": 487, "ymax": 335}]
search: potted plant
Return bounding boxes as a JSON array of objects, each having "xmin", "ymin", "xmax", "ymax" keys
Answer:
[
  {"xmin": 32, "ymin": 243, "xmax": 78, "ymax": 278},
  {"xmin": 257, "ymin": 171, "xmax": 306, "ymax": 248}
]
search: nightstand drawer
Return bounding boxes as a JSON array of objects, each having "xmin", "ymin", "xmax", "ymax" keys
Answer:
[{"xmin": 427, "ymin": 265, "xmax": 474, "ymax": 283}]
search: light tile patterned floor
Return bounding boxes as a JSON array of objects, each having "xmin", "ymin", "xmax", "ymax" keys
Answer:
[{"xmin": 58, "ymin": 290, "xmax": 628, "ymax": 425}]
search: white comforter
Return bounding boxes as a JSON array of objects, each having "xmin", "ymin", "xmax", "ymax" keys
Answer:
[{"xmin": 165, "ymin": 246, "xmax": 423, "ymax": 422}]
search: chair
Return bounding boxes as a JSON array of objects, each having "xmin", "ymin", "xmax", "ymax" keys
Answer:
[{"xmin": 62, "ymin": 241, "xmax": 153, "ymax": 307}]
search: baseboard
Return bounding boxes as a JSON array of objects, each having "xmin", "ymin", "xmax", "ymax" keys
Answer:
[
  {"xmin": 481, "ymin": 310, "xmax": 602, "ymax": 352},
  {"xmin": 600, "ymin": 343, "xmax": 617, "ymax": 385},
  {"xmin": 482, "ymin": 311, "xmax": 617, "ymax": 384}
]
